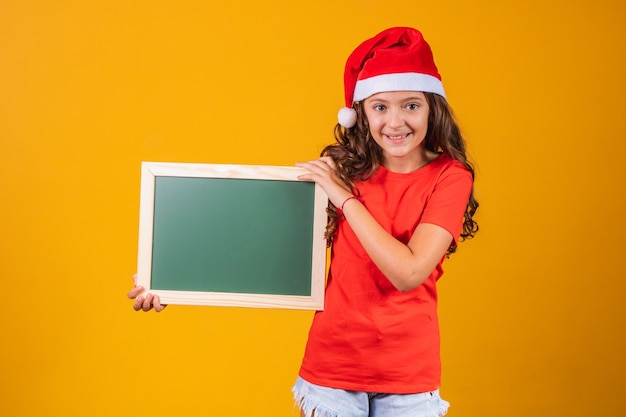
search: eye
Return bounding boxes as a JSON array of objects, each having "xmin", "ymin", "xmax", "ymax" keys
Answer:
[
  {"xmin": 373, "ymin": 104, "xmax": 386, "ymax": 111},
  {"xmin": 406, "ymin": 103, "xmax": 419, "ymax": 110}
]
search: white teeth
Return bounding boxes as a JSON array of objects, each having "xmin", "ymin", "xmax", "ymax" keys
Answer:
[{"xmin": 387, "ymin": 133, "xmax": 408, "ymax": 140}]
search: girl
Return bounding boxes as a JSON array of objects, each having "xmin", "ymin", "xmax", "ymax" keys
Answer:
[{"xmin": 293, "ymin": 27, "xmax": 478, "ymax": 417}]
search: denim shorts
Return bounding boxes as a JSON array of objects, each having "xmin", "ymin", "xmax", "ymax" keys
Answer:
[{"xmin": 292, "ymin": 377, "xmax": 450, "ymax": 417}]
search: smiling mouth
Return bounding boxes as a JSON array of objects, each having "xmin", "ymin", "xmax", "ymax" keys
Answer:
[{"xmin": 384, "ymin": 133, "xmax": 411, "ymax": 141}]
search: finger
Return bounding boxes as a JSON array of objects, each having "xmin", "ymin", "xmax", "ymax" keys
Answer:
[
  {"xmin": 153, "ymin": 295, "xmax": 167, "ymax": 313},
  {"xmin": 295, "ymin": 162, "xmax": 319, "ymax": 180},
  {"xmin": 297, "ymin": 160, "xmax": 332, "ymax": 175},
  {"xmin": 127, "ymin": 285, "xmax": 144, "ymax": 299},
  {"xmin": 319, "ymin": 156, "xmax": 336, "ymax": 169},
  {"xmin": 296, "ymin": 161, "xmax": 317, "ymax": 171},
  {"xmin": 133, "ymin": 295, "xmax": 144, "ymax": 311},
  {"xmin": 132, "ymin": 273, "xmax": 138, "ymax": 286},
  {"xmin": 142, "ymin": 294, "xmax": 155, "ymax": 312}
]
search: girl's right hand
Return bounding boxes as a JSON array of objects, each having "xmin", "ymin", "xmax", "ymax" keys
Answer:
[{"xmin": 127, "ymin": 274, "xmax": 167, "ymax": 312}]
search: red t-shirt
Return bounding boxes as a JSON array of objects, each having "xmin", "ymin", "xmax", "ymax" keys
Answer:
[{"xmin": 298, "ymin": 154, "xmax": 473, "ymax": 394}]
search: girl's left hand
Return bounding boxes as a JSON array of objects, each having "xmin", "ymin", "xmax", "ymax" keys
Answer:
[{"xmin": 296, "ymin": 157, "xmax": 352, "ymax": 207}]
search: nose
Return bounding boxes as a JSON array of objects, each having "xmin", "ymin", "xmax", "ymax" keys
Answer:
[{"xmin": 387, "ymin": 108, "xmax": 404, "ymax": 128}]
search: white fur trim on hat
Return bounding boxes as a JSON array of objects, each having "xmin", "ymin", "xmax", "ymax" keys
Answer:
[
  {"xmin": 353, "ymin": 72, "xmax": 446, "ymax": 102},
  {"xmin": 338, "ymin": 107, "xmax": 357, "ymax": 128}
]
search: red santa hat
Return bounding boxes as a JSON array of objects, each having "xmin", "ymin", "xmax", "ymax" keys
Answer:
[{"xmin": 338, "ymin": 27, "xmax": 446, "ymax": 128}]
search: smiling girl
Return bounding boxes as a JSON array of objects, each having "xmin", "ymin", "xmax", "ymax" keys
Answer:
[{"xmin": 294, "ymin": 27, "xmax": 479, "ymax": 417}]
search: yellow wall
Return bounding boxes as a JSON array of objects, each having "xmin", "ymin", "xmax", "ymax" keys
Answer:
[{"xmin": 1, "ymin": 0, "xmax": 625, "ymax": 415}]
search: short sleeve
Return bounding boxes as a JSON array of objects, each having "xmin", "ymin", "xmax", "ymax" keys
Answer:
[{"xmin": 420, "ymin": 164, "xmax": 473, "ymax": 244}]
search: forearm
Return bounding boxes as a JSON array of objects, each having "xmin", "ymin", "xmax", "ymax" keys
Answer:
[
  {"xmin": 341, "ymin": 197, "xmax": 449, "ymax": 292},
  {"xmin": 295, "ymin": 157, "xmax": 451, "ymax": 291}
]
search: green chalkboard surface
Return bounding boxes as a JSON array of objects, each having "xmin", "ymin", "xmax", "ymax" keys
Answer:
[
  {"xmin": 136, "ymin": 162, "xmax": 327, "ymax": 310},
  {"xmin": 151, "ymin": 176, "xmax": 314, "ymax": 296}
]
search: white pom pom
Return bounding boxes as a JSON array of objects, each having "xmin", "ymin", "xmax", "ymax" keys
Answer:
[{"xmin": 337, "ymin": 107, "xmax": 357, "ymax": 128}]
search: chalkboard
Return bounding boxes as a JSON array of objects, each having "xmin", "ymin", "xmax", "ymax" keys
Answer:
[{"xmin": 136, "ymin": 162, "xmax": 328, "ymax": 310}]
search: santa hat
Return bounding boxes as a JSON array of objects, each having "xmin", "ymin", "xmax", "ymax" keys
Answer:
[{"xmin": 338, "ymin": 27, "xmax": 446, "ymax": 128}]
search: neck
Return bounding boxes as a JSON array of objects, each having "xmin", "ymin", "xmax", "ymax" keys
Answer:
[{"xmin": 382, "ymin": 149, "xmax": 439, "ymax": 173}]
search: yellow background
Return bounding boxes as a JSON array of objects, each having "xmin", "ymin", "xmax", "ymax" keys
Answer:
[{"xmin": 1, "ymin": 0, "xmax": 625, "ymax": 416}]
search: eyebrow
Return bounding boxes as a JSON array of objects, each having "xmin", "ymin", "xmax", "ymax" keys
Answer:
[{"xmin": 366, "ymin": 95, "xmax": 426, "ymax": 103}]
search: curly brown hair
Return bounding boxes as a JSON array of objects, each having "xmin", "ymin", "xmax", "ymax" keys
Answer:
[{"xmin": 322, "ymin": 92, "xmax": 479, "ymax": 255}]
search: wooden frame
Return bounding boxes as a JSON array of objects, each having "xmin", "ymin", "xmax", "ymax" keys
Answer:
[{"xmin": 136, "ymin": 162, "xmax": 328, "ymax": 310}]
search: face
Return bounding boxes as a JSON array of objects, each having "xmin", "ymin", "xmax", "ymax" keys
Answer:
[{"xmin": 363, "ymin": 91, "xmax": 430, "ymax": 172}]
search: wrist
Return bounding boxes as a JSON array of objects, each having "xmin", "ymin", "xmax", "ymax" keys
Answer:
[{"xmin": 338, "ymin": 195, "xmax": 361, "ymax": 214}]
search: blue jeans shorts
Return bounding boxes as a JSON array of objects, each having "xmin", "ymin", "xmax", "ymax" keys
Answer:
[{"xmin": 292, "ymin": 377, "xmax": 450, "ymax": 417}]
